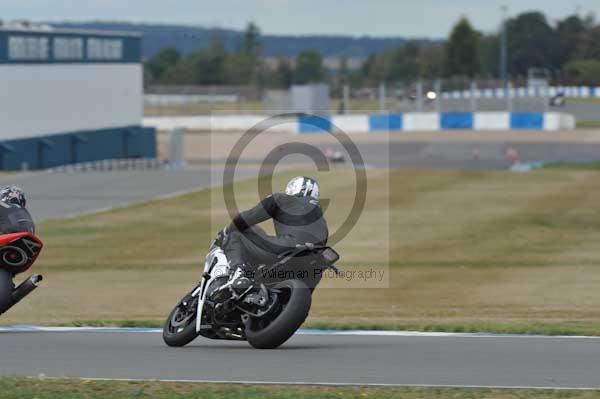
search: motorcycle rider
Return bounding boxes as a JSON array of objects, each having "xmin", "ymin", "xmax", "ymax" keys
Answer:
[
  {"xmin": 221, "ymin": 176, "xmax": 328, "ymax": 293},
  {"xmin": 0, "ymin": 186, "xmax": 35, "ymax": 235}
]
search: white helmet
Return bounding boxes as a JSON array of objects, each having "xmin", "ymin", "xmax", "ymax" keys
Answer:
[{"xmin": 285, "ymin": 176, "xmax": 320, "ymax": 200}]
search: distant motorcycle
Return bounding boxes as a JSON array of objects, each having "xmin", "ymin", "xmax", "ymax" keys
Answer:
[
  {"xmin": 163, "ymin": 233, "xmax": 339, "ymax": 349},
  {"xmin": 0, "ymin": 233, "xmax": 44, "ymax": 316}
]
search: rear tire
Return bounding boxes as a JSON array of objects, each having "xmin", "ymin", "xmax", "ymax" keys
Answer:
[
  {"xmin": 246, "ymin": 279, "xmax": 312, "ymax": 349},
  {"xmin": 163, "ymin": 293, "xmax": 200, "ymax": 347},
  {"xmin": 0, "ymin": 270, "xmax": 15, "ymax": 315}
]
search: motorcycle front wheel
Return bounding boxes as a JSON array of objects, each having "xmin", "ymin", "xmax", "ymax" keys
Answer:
[
  {"xmin": 245, "ymin": 279, "xmax": 312, "ymax": 349},
  {"xmin": 163, "ymin": 292, "xmax": 200, "ymax": 347}
]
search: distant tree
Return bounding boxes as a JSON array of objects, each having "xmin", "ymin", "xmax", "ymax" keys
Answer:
[
  {"xmin": 477, "ymin": 34, "xmax": 499, "ymax": 77},
  {"xmin": 564, "ymin": 59, "xmax": 600, "ymax": 85},
  {"xmin": 225, "ymin": 22, "xmax": 263, "ymax": 85},
  {"xmin": 387, "ymin": 41, "xmax": 420, "ymax": 82},
  {"xmin": 444, "ymin": 17, "xmax": 480, "ymax": 77},
  {"xmin": 557, "ymin": 15, "xmax": 588, "ymax": 67},
  {"xmin": 145, "ymin": 47, "xmax": 181, "ymax": 83},
  {"xmin": 355, "ymin": 54, "xmax": 386, "ymax": 85},
  {"xmin": 294, "ymin": 50, "xmax": 325, "ymax": 84},
  {"xmin": 577, "ymin": 25, "xmax": 600, "ymax": 60},
  {"xmin": 352, "ymin": 41, "xmax": 445, "ymax": 85},
  {"xmin": 161, "ymin": 40, "xmax": 228, "ymax": 85},
  {"xmin": 239, "ymin": 22, "xmax": 262, "ymax": 57},
  {"xmin": 505, "ymin": 12, "xmax": 560, "ymax": 76}
]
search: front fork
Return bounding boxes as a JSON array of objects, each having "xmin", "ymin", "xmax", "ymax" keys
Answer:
[{"xmin": 194, "ymin": 267, "xmax": 243, "ymax": 333}]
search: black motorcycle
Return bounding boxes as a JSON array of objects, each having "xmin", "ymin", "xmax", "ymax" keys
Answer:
[{"xmin": 163, "ymin": 234, "xmax": 339, "ymax": 349}]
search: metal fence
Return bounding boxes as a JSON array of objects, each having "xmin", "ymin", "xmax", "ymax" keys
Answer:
[{"xmin": 143, "ymin": 81, "xmax": 600, "ymax": 123}]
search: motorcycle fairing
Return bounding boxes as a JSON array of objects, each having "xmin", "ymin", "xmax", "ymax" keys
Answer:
[{"xmin": 0, "ymin": 233, "xmax": 43, "ymax": 274}]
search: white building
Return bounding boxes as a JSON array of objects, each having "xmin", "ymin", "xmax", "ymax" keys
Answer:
[{"xmin": 0, "ymin": 27, "xmax": 154, "ymax": 169}]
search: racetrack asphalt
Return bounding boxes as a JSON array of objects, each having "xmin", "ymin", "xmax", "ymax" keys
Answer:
[
  {"xmin": 0, "ymin": 168, "xmax": 259, "ymax": 222},
  {"xmin": 0, "ymin": 329, "xmax": 599, "ymax": 389},
  {"xmin": 2, "ymin": 138, "xmax": 600, "ymax": 222},
  {"xmin": 1, "ymin": 137, "xmax": 600, "ymax": 389}
]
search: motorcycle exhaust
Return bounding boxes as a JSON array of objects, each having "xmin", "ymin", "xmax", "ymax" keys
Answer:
[{"xmin": 0, "ymin": 274, "xmax": 43, "ymax": 315}]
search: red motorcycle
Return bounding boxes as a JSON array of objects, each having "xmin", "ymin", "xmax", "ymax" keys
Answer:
[{"xmin": 0, "ymin": 233, "xmax": 43, "ymax": 316}]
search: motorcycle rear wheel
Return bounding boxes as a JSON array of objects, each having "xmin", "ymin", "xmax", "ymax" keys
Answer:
[
  {"xmin": 246, "ymin": 279, "xmax": 312, "ymax": 349},
  {"xmin": 163, "ymin": 293, "xmax": 200, "ymax": 347},
  {"xmin": 0, "ymin": 270, "xmax": 15, "ymax": 315}
]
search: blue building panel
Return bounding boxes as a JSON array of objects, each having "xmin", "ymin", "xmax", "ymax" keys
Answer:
[
  {"xmin": 298, "ymin": 115, "xmax": 332, "ymax": 134},
  {"xmin": 441, "ymin": 112, "xmax": 474, "ymax": 129},
  {"xmin": 369, "ymin": 114, "xmax": 402, "ymax": 132},
  {"xmin": 0, "ymin": 126, "xmax": 156, "ymax": 170},
  {"xmin": 510, "ymin": 113, "xmax": 544, "ymax": 130}
]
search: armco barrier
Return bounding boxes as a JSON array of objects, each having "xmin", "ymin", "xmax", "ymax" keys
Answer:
[
  {"xmin": 143, "ymin": 112, "xmax": 575, "ymax": 135},
  {"xmin": 368, "ymin": 114, "xmax": 402, "ymax": 132},
  {"xmin": 298, "ymin": 115, "xmax": 332, "ymax": 134},
  {"xmin": 403, "ymin": 112, "xmax": 440, "ymax": 131},
  {"xmin": 440, "ymin": 85, "xmax": 600, "ymax": 99},
  {"xmin": 332, "ymin": 114, "xmax": 370, "ymax": 134},
  {"xmin": 543, "ymin": 112, "xmax": 575, "ymax": 131},
  {"xmin": 473, "ymin": 112, "xmax": 510, "ymax": 130},
  {"xmin": 0, "ymin": 126, "xmax": 156, "ymax": 170},
  {"xmin": 441, "ymin": 113, "xmax": 473, "ymax": 130},
  {"xmin": 510, "ymin": 113, "xmax": 544, "ymax": 130}
]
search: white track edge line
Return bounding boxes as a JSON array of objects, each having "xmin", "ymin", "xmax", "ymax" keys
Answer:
[
  {"xmin": 26, "ymin": 376, "xmax": 600, "ymax": 391},
  {"xmin": 2, "ymin": 325, "xmax": 600, "ymax": 339}
]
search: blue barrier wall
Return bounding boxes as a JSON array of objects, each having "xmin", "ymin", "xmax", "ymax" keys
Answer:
[
  {"xmin": 441, "ymin": 112, "xmax": 474, "ymax": 130},
  {"xmin": 369, "ymin": 114, "xmax": 402, "ymax": 131},
  {"xmin": 298, "ymin": 115, "xmax": 332, "ymax": 134},
  {"xmin": 0, "ymin": 126, "xmax": 156, "ymax": 170},
  {"xmin": 290, "ymin": 112, "xmax": 565, "ymax": 133},
  {"xmin": 510, "ymin": 113, "xmax": 544, "ymax": 130}
]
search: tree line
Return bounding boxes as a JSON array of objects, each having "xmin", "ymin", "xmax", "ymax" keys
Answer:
[
  {"xmin": 145, "ymin": 12, "xmax": 600, "ymax": 88},
  {"xmin": 145, "ymin": 22, "xmax": 325, "ymax": 88},
  {"xmin": 355, "ymin": 11, "xmax": 600, "ymax": 86}
]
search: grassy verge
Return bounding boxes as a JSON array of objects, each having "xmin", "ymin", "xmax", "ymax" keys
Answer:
[
  {"xmin": 542, "ymin": 161, "xmax": 600, "ymax": 170},
  {"xmin": 55, "ymin": 319, "xmax": 600, "ymax": 337},
  {"xmin": 2, "ymin": 378, "xmax": 599, "ymax": 399},
  {"xmin": 4, "ymin": 168, "xmax": 600, "ymax": 335},
  {"xmin": 569, "ymin": 98, "xmax": 600, "ymax": 105},
  {"xmin": 576, "ymin": 120, "xmax": 600, "ymax": 129},
  {"xmin": 144, "ymin": 99, "xmax": 378, "ymax": 116}
]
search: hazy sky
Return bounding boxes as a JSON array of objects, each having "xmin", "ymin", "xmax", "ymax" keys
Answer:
[{"xmin": 1, "ymin": 0, "xmax": 599, "ymax": 38}]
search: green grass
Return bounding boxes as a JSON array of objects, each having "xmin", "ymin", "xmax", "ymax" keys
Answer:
[
  {"xmin": 542, "ymin": 161, "xmax": 600, "ymax": 170},
  {"xmin": 569, "ymin": 98, "xmax": 600, "ymax": 105},
  {"xmin": 58, "ymin": 319, "xmax": 600, "ymax": 337},
  {"xmin": 576, "ymin": 121, "xmax": 600, "ymax": 129},
  {"xmin": 6, "ymin": 168, "xmax": 600, "ymax": 335},
  {"xmin": 144, "ymin": 99, "xmax": 381, "ymax": 117},
  {"xmin": 1, "ymin": 378, "xmax": 599, "ymax": 399}
]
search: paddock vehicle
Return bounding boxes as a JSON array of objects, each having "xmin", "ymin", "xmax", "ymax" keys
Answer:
[
  {"xmin": 163, "ymin": 234, "xmax": 339, "ymax": 349},
  {"xmin": 0, "ymin": 233, "xmax": 43, "ymax": 316}
]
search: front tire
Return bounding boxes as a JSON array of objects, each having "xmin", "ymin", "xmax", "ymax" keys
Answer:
[
  {"xmin": 246, "ymin": 279, "xmax": 312, "ymax": 349},
  {"xmin": 163, "ymin": 293, "xmax": 200, "ymax": 347},
  {"xmin": 0, "ymin": 270, "xmax": 15, "ymax": 315}
]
